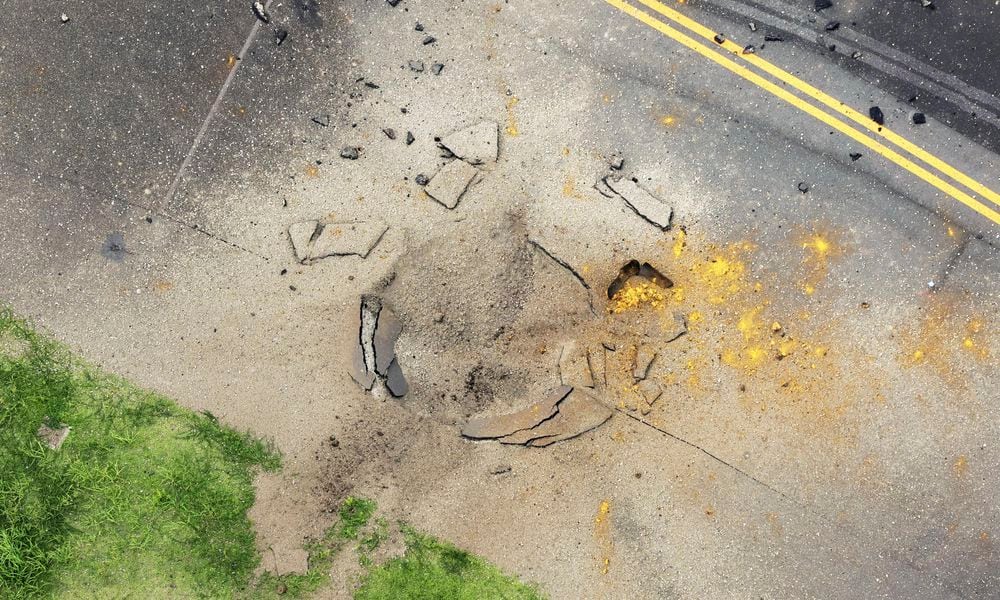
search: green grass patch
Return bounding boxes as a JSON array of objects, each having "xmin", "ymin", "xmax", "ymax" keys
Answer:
[{"xmin": 0, "ymin": 308, "xmax": 280, "ymax": 598}]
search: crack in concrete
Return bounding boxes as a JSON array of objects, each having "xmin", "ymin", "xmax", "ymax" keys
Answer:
[{"xmin": 528, "ymin": 239, "xmax": 596, "ymax": 314}]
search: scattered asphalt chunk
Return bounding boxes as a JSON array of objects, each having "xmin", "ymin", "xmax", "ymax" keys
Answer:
[
  {"xmin": 275, "ymin": 28, "xmax": 289, "ymax": 45},
  {"xmin": 415, "ymin": 173, "xmax": 429, "ymax": 185},
  {"xmin": 349, "ymin": 339, "xmax": 376, "ymax": 390},
  {"xmin": 797, "ymin": 182, "xmax": 810, "ymax": 193},
  {"xmin": 913, "ymin": 112, "xmax": 927, "ymax": 124},
  {"xmin": 827, "ymin": 44, "xmax": 837, "ymax": 52},
  {"xmin": 373, "ymin": 308, "xmax": 403, "ymax": 376},
  {"xmin": 288, "ymin": 220, "xmax": 388, "ymax": 263},
  {"xmin": 252, "ymin": 1, "xmax": 270, "ymax": 23},
  {"xmin": 438, "ymin": 121, "xmax": 499, "ymax": 165},
  {"xmin": 37, "ymin": 423, "xmax": 70, "ymax": 450},
  {"xmin": 559, "ymin": 341, "xmax": 595, "ymax": 389},
  {"xmin": 405, "ymin": 131, "xmax": 415, "ymax": 145},
  {"xmin": 764, "ymin": 34, "xmax": 784, "ymax": 42},
  {"xmin": 815, "ymin": 0, "xmax": 832, "ymax": 10},
  {"xmin": 415, "ymin": 22, "xmax": 424, "ymax": 31},
  {"xmin": 386, "ymin": 0, "xmax": 401, "ymax": 6},
  {"xmin": 422, "ymin": 35, "xmax": 436, "ymax": 45},
  {"xmin": 869, "ymin": 106, "xmax": 884, "ymax": 125},
  {"xmin": 462, "ymin": 386, "xmax": 571, "ymax": 439},
  {"xmin": 340, "ymin": 146, "xmax": 360, "ymax": 160},
  {"xmin": 60, "ymin": 13, "xmax": 70, "ymax": 23},
  {"xmin": 408, "ymin": 60, "xmax": 424, "ymax": 72},
  {"xmin": 364, "ymin": 81, "xmax": 380, "ymax": 89},
  {"xmin": 633, "ymin": 345, "xmax": 656, "ymax": 381},
  {"xmin": 742, "ymin": 44, "xmax": 756, "ymax": 55},
  {"xmin": 850, "ymin": 152, "xmax": 862, "ymax": 161},
  {"xmin": 499, "ymin": 389, "xmax": 612, "ymax": 447},
  {"xmin": 431, "ymin": 62, "xmax": 445, "ymax": 75},
  {"xmin": 311, "ymin": 114, "xmax": 330, "ymax": 127},
  {"xmin": 425, "ymin": 159, "xmax": 479, "ymax": 209},
  {"xmin": 383, "ymin": 127, "xmax": 397, "ymax": 139},
  {"xmin": 748, "ymin": 21, "xmax": 757, "ymax": 31},
  {"xmin": 713, "ymin": 33, "xmax": 726, "ymax": 44},
  {"xmin": 607, "ymin": 260, "xmax": 673, "ymax": 299},
  {"xmin": 824, "ymin": 20, "xmax": 840, "ymax": 31},
  {"xmin": 603, "ymin": 177, "xmax": 673, "ymax": 230}
]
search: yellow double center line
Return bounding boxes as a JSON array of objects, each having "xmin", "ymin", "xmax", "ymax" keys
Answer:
[{"xmin": 605, "ymin": 0, "xmax": 1000, "ymax": 225}]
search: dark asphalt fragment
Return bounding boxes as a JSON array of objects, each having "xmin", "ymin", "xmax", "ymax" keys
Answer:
[
  {"xmin": 422, "ymin": 35, "xmax": 436, "ymax": 45},
  {"xmin": 415, "ymin": 22, "xmax": 424, "ymax": 31},
  {"xmin": 913, "ymin": 112, "xmax": 927, "ymax": 124},
  {"xmin": 275, "ymin": 28, "xmax": 288, "ymax": 45},
  {"xmin": 364, "ymin": 81, "xmax": 380, "ymax": 89},
  {"xmin": 850, "ymin": 152, "xmax": 862, "ymax": 161},
  {"xmin": 252, "ymin": 1, "xmax": 270, "ymax": 23},
  {"xmin": 797, "ymin": 182, "xmax": 810, "ymax": 193},
  {"xmin": 764, "ymin": 34, "xmax": 784, "ymax": 42},
  {"xmin": 101, "ymin": 232, "xmax": 128, "ymax": 261},
  {"xmin": 383, "ymin": 128, "xmax": 397, "ymax": 139},
  {"xmin": 340, "ymin": 146, "xmax": 360, "ymax": 160},
  {"xmin": 713, "ymin": 33, "xmax": 726, "ymax": 44},
  {"xmin": 851, "ymin": 51, "xmax": 862, "ymax": 59},
  {"xmin": 408, "ymin": 60, "xmax": 424, "ymax": 72},
  {"xmin": 373, "ymin": 308, "xmax": 402, "ymax": 376},
  {"xmin": 824, "ymin": 21, "xmax": 840, "ymax": 31},
  {"xmin": 415, "ymin": 173, "xmax": 429, "ymax": 185},
  {"xmin": 869, "ymin": 106, "xmax": 885, "ymax": 125},
  {"xmin": 742, "ymin": 44, "xmax": 756, "ymax": 55},
  {"xmin": 609, "ymin": 153, "xmax": 624, "ymax": 170},
  {"xmin": 815, "ymin": 0, "xmax": 832, "ymax": 10},
  {"xmin": 311, "ymin": 114, "xmax": 330, "ymax": 127},
  {"xmin": 386, "ymin": 359, "xmax": 408, "ymax": 397},
  {"xmin": 386, "ymin": 0, "xmax": 401, "ymax": 6},
  {"xmin": 431, "ymin": 63, "xmax": 444, "ymax": 75},
  {"xmin": 405, "ymin": 131, "xmax": 415, "ymax": 145}
]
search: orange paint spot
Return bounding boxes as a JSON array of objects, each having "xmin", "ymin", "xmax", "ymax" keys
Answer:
[
  {"xmin": 305, "ymin": 164, "xmax": 320, "ymax": 178},
  {"xmin": 595, "ymin": 500, "xmax": 613, "ymax": 575},
  {"xmin": 953, "ymin": 455, "xmax": 968, "ymax": 478},
  {"xmin": 226, "ymin": 53, "xmax": 237, "ymax": 68}
]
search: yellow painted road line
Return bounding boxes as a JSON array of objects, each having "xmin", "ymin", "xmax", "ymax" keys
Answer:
[
  {"xmin": 635, "ymin": 0, "xmax": 1000, "ymax": 211},
  {"xmin": 603, "ymin": 0, "xmax": 1000, "ymax": 225}
]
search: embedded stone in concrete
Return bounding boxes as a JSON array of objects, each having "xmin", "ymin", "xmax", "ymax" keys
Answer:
[
  {"xmin": 438, "ymin": 121, "xmax": 498, "ymax": 165},
  {"xmin": 461, "ymin": 385, "xmax": 572, "ymax": 439},
  {"xmin": 604, "ymin": 177, "xmax": 673, "ymax": 230},
  {"xmin": 425, "ymin": 159, "xmax": 479, "ymax": 209}
]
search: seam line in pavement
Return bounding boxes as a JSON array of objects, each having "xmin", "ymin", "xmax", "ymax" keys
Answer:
[
  {"xmin": 158, "ymin": 3, "xmax": 270, "ymax": 213},
  {"xmin": 637, "ymin": 0, "xmax": 1000, "ymax": 213},
  {"xmin": 605, "ymin": 0, "xmax": 1000, "ymax": 225}
]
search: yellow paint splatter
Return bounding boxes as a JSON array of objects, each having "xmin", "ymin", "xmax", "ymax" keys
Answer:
[
  {"xmin": 562, "ymin": 175, "xmax": 585, "ymax": 200},
  {"xmin": 673, "ymin": 228, "xmax": 686, "ymax": 258},
  {"xmin": 610, "ymin": 282, "xmax": 667, "ymax": 313},
  {"xmin": 796, "ymin": 227, "xmax": 846, "ymax": 295},
  {"xmin": 561, "ymin": 146, "xmax": 570, "ymax": 156},
  {"xmin": 226, "ymin": 54, "xmax": 237, "ymax": 68},
  {"xmin": 595, "ymin": 499, "xmax": 613, "ymax": 575},
  {"xmin": 505, "ymin": 96, "xmax": 520, "ymax": 136},
  {"xmin": 659, "ymin": 115, "xmax": 677, "ymax": 127},
  {"xmin": 953, "ymin": 455, "xmax": 968, "ymax": 478}
]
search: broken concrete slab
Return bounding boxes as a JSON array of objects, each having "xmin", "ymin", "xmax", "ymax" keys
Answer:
[
  {"xmin": 37, "ymin": 423, "xmax": 70, "ymax": 450},
  {"xmin": 633, "ymin": 345, "xmax": 656, "ymax": 380},
  {"xmin": 461, "ymin": 385, "xmax": 572, "ymax": 439},
  {"xmin": 604, "ymin": 177, "xmax": 673, "ymax": 230},
  {"xmin": 373, "ymin": 307, "xmax": 403, "ymax": 376},
  {"xmin": 288, "ymin": 221, "xmax": 388, "ymax": 263},
  {"xmin": 559, "ymin": 341, "xmax": 594, "ymax": 389},
  {"xmin": 274, "ymin": 548, "xmax": 309, "ymax": 575},
  {"xmin": 347, "ymin": 302, "xmax": 376, "ymax": 390},
  {"xmin": 438, "ymin": 121, "xmax": 498, "ymax": 165},
  {"xmin": 637, "ymin": 380, "xmax": 662, "ymax": 415},
  {"xmin": 499, "ymin": 389, "xmax": 612, "ymax": 447},
  {"xmin": 386, "ymin": 358, "xmax": 408, "ymax": 397},
  {"xmin": 425, "ymin": 159, "xmax": 479, "ymax": 209}
]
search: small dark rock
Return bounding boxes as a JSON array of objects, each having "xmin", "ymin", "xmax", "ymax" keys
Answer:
[
  {"xmin": 815, "ymin": 0, "xmax": 832, "ymax": 10},
  {"xmin": 742, "ymin": 44, "xmax": 755, "ymax": 55},
  {"xmin": 713, "ymin": 33, "xmax": 726, "ymax": 44},
  {"xmin": 311, "ymin": 114, "xmax": 330, "ymax": 127},
  {"xmin": 609, "ymin": 153, "xmax": 624, "ymax": 170},
  {"xmin": 364, "ymin": 81, "xmax": 380, "ymax": 89},
  {"xmin": 408, "ymin": 60, "xmax": 424, "ymax": 72},
  {"xmin": 415, "ymin": 173, "xmax": 430, "ymax": 185},
  {"xmin": 252, "ymin": 1, "xmax": 270, "ymax": 23},
  {"xmin": 824, "ymin": 20, "xmax": 840, "ymax": 31},
  {"xmin": 275, "ymin": 28, "xmax": 288, "ymax": 45},
  {"xmin": 386, "ymin": 0, "xmax": 401, "ymax": 6},
  {"xmin": 340, "ymin": 146, "xmax": 360, "ymax": 160},
  {"xmin": 422, "ymin": 35, "xmax": 436, "ymax": 45},
  {"xmin": 912, "ymin": 112, "xmax": 927, "ymax": 125},
  {"xmin": 431, "ymin": 63, "xmax": 444, "ymax": 75},
  {"xmin": 145, "ymin": 216, "xmax": 153, "ymax": 223},
  {"xmin": 849, "ymin": 152, "xmax": 862, "ymax": 161},
  {"xmin": 405, "ymin": 131, "xmax": 415, "ymax": 145},
  {"xmin": 415, "ymin": 22, "xmax": 424, "ymax": 31},
  {"xmin": 383, "ymin": 128, "xmax": 397, "ymax": 139},
  {"xmin": 764, "ymin": 34, "xmax": 784, "ymax": 41},
  {"xmin": 797, "ymin": 182, "xmax": 810, "ymax": 193},
  {"xmin": 869, "ymin": 106, "xmax": 884, "ymax": 125},
  {"xmin": 827, "ymin": 43, "xmax": 837, "ymax": 51}
]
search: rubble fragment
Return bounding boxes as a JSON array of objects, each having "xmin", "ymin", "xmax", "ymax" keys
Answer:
[
  {"xmin": 748, "ymin": 21, "xmax": 757, "ymax": 31},
  {"xmin": 713, "ymin": 33, "xmax": 726, "ymax": 44},
  {"xmin": 311, "ymin": 114, "xmax": 330, "ymax": 127},
  {"xmin": 275, "ymin": 28, "xmax": 289, "ymax": 45},
  {"xmin": 764, "ymin": 34, "xmax": 784, "ymax": 42},
  {"xmin": 37, "ymin": 423, "xmax": 70, "ymax": 450},
  {"xmin": 824, "ymin": 21, "xmax": 840, "ymax": 31},
  {"xmin": 252, "ymin": 1, "xmax": 270, "ymax": 23},
  {"xmin": 603, "ymin": 177, "xmax": 673, "ymax": 230},
  {"xmin": 373, "ymin": 308, "xmax": 402, "ymax": 376},
  {"xmin": 607, "ymin": 260, "xmax": 673, "ymax": 299},
  {"xmin": 386, "ymin": 0, "xmax": 401, "ymax": 6},
  {"xmin": 851, "ymin": 51, "xmax": 862, "ymax": 59},
  {"xmin": 636, "ymin": 380, "xmax": 662, "ymax": 415},
  {"xmin": 633, "ymin": 345, "xmax": 656, "ymax": 380},
  {"xmin": 742, "ymin": 45, "xmax": 756, "ymax": 55},
  {"xmin": 405, "ymin": 131, "xmax": 415, "ymax": 145},
  {"xmin": 608, "ymin": 153, "xmax": 624, "ymax": 170},
  {"xmin": 288, "ymin": 220, "xmax": 388, "ymax": 263},
  {"xmin": 415, "ymin": 22, "xmax": 424, "ymax": 31},
  {"xmin": 431, "ymin": 63, "xmax": 445, "ymax": 75},
  {"xmin": 383, "ymin": 128, "xmax": 397, "ymax": 139},
  {"xmin": 425, "ymin": 159, "xmax": 479, "ymax": 209},
  {"xmin": 340, "ymin": 146, "xmax": 360, "ymax": 160},
  {"xmin": 798, "ymin": 182, "xmax": 810, "ymax": 193},
  {"xmin": 913, "ymin": 112, "xmax": 926, "ymax": 124},
  {"xmin": 415, "ymin": 173, "xmax": 429, "ymax": 186},
  {"xmin": 815, "ymin": 0, "xmax": 832, "ymax": 10},
  {"xmin": 499, "ymin": 390, "xmax": 612, "ymax": 447},
  {"xmin": 60, "ymin": 13, "xmax": 70, "ymax": 23},
  {"xmin": 438, "ymin": 122, "xmax": 499, "ymax": 165},
  {"xmin": 849, "ymin": 152, "xmax": 862, "ymax": 161},
  {"xmin": 869, "ymin": 106, "xmax": 884, "ymax": 125},
  {"xmin": 422, "ymin": 35, "xmax": 436, "ymax": 45},
  {"xmin": 559, "ymin": 341, "xmax": 595, "ymax": 389},
  {"xmin": 462, "ymin": 386, "xmax": 571, "ymax": 439},
  {"xmin": 408, "ymin": 60, "xmax": 424, "ymax": 73},
  {"xmin": 347, "ymin": 297, "xmax": 408, "ymax": 397},
  {"xmin": 386, "ymin": 358, "xmax": 408, "ymax": 397}
]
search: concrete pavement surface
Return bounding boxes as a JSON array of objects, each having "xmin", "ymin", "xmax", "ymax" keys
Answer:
[{"xmin": 2, "ymin": 0, "xmax": 998, "ymax": 598}]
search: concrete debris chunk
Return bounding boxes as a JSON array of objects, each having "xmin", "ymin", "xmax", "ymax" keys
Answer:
[
  {"xmin": 607, "ymin": 260, "xmax": 673, "ymax": 299},
  {"xmin": 373, "ymin": 307, "xmax": 403, "ymax": 376},
  {"xmin": 347, "ymin": 302, "xmax": 376, "ymax": 390},
  {"xmin": 499, "ymin": 389, "xmax": 612, "ymax": 447},
  {"xmin": 425, "ymin": 159, "xmax": 479, "ymax": 209},
  {"xmin": 311, "ymin": 114, "xmax": 330, "ymax": 127},
  {"xmin": 289, "ymin": 221, "xmax": 388, "ymax": 263},
  {"xmin": 383, "ymin": 128, "xmax": 397, "ymax": 139},
  {"xmin": 37, "ymin": 423, "xmax": 70, "ymax": 450},
  {"xmin": 462, "ymin": 386, "xmax": 572, "ymax": 439},
  {"xmin": 633, "ymin": 345, "xmax": 656, "ymax": 380},
  {"xmin": 913, "ymin": 112, "xmax": 926, "ymax": 124},
  {"xmin": 559, "ymin": 341, "xmax": 594, "ymax": 388},
  {"xmin": 340, "ymin": 146, "xmax": 360, "ymax": 160},
  {"xmin": 406, "ymin": 131, "xmax": 415, "ymax": 145},
  {"xmin": 438, "ymin": 122, "xmax": 499, "ymax": 165},
  {"xmin": 587, "ymin": 345, "xmax": 607, "ymax": 388},
  {"xmin": 604, "ymin": 177, "xmax": 673, "ymax": 230},
  {"xmin": 431, "ymin": 63, "xmax": 445, "ymax": 75},
  {"xmin": 797, "ymin": 182, "xmax": 810, "ymax": 193},
  {"xmin": 422, "ymin": 35, "xmax": 436, "ymax": 45},
  {"xmin": 824, "ymin": 20, "xmax": 840, "ymax": 31},
  {"xmin": 869, "ymin": 106, "xmax": 884, "ymax": 125},
  {"xmin": 252, "ymin": 1, "xmax": 270, "ymax": 23},
  {"xmin": 609, "ymin": 152, "xmax": 624, "ymax": 170},
  {"xmin": 637, "ymin": 380, "xmax": 662, "ymax": 415},
  {"xmin": 386, "ymin": 358, "xmax": 408, "ymax": 397},
  {"xmin": 408, "ymin": 60, "xmax": 424, "ymax": 72},
  {"xmin": 347, "ymin": 297, "xmax": 408, "ymax": 397}
]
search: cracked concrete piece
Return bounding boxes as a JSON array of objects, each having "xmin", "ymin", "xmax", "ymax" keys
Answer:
[
  {"xmin": 373, "ymin": 307, "xmax": 402, "ymax": 376},
  {"xmin": 559, "ymin": 341, "xmax": 594, "ymax": 388},
  {"xmin": 37, "ymin": 423, "xmax": 70, "ymax": 450},
  {"xmin": 425, "ymin": 159, "xmax": 480, "ymax": 209},
  {"xmin": 461, "ymin": 385, "xmax": 572, "ymax": 439},
  {"xmin": 348, "ymin": 344, "xmax": 376, "ymax": 390},
  {"xmin": 439, "ymin": 121, "xmax": 498, "ymax": 165},
  {"xmin": 499, "ymin": 389, "xmax": 613, "ymax": 446},
  {"xmin": 637, "ymin": 380, "xmax": 662, "ymax": 415},
  {"xmin": 310, "ymin": 221, "xmax": 388, "ymax": 260},
  {"xmin": 385, "ymin": 358, "xmax": 408, "ymax": 397},
  {"xmin": 288, "ymin": 220, "xmax": 319, "ymax": 263},
  {"xmin": 605, "ymin": 177, "xmax": 673, "ymax": 230},
  {"xmin": 656, "ymin": 311, "xmax": 688, "ymax": 342},
  {"xmin": 274, "ymin": 548, "xmax": 309, "ymax": 575},
  {"xmin": 633, "ymin": 345, "xmax": 656, "ymax": 380}
]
